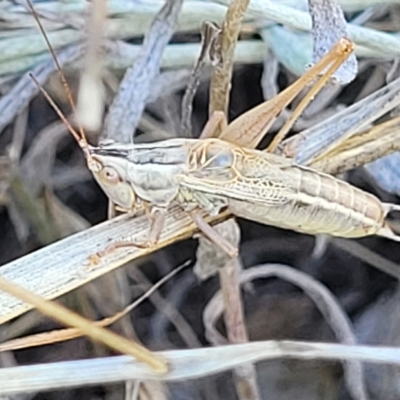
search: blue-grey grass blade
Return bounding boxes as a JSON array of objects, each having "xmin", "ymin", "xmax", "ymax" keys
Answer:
[
  {"xmin": 281, "ymin": 77, "xmax": 400, "ymax": 164},
  {"xmin": 103, "ymin": 0, "xmax": 184, "ymax": 144},
  {"xmin": 3, "ymin": 339, "xmax": 400, "ymax": 396},
  {"xmin": 308, "ymin": 0, "xmax": 357, "ymax": 84}
]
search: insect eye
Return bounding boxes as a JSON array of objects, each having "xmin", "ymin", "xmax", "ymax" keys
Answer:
[{"xmin": 101, "ymin": 166, "xmax": 120, "ymax": 184}]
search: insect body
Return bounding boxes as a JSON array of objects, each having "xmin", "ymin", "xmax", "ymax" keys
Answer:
[
  {"xmin": 27, "ymin": 8, "xmax": 398, "ymax": 249},
  {"xmin": 89, "ymin": 137, "xmax": 400, "ymax": 242}
]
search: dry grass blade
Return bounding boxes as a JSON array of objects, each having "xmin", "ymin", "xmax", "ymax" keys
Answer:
[
  {"xmin": 309, "ymin": 115, "xmax": 400, "ymax": 175},
  {"xmin": 209, "ymin": 0, "xmax": 249, "ymax": 118},
  {"xmin": 281, "ymin": 76, "xmax": 400, "ymax": 164},
  {"xmin": 76, "ymin": 0, "xmax": 106, "ymax": 132},
  {"xmin": 0, "ymin": 275, "xmax": 167, "ymax": 373},
  {"xmin": 0, "ymin": 208, "xmax": 230, "ymax": 324},
  {"xmin": 0, "ymin": 261, "xmax": 189, "ymax": 352},
  {"xmin": 2, "ymin": 340, "xmax": 400, "ymax": 395},
  {"xmin": 180, "ymin": 21, "xmax": 222, "ymax": 137}
]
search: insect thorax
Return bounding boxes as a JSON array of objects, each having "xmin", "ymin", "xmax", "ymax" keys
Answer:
[{"xmin": 126, "ymin": 142, "xmax": 192, "ymax": 208}]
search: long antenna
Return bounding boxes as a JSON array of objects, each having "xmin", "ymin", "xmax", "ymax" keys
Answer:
[
  {"xmin": 26, "ymin": 0, "xmax": 89, "ymax": 154},
  {"xmin": 29, "ymin": 74, "xmax": 82, "ymax": 144}
]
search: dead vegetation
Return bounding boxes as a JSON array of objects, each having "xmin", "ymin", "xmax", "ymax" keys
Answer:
[{"xmin": 1, "ymin": 1, "xmax": 400, "ymax": 399}]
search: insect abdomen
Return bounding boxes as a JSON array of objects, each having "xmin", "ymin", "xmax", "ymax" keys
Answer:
[{"xmin": 228, "ymin": 166, "xmax": 386, "ymax": 238}]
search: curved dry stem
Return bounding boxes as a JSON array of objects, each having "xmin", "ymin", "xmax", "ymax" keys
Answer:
[{"xmin": 204, "ymin": 264, "xmax": 367, "ymax": 400}]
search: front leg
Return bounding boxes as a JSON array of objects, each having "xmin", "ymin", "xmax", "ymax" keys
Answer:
[{"xmin": 96, "ymin": 206, "xmax": 166, "ymax": 258}]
